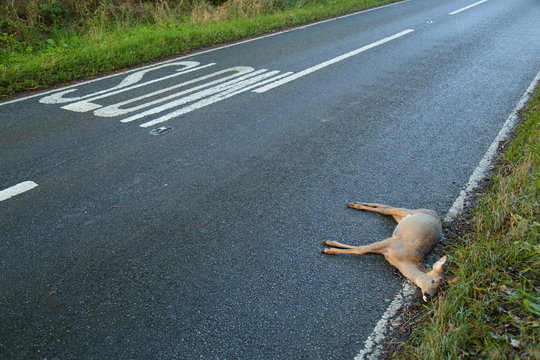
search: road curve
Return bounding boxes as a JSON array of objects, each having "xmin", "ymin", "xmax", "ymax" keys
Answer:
[{"xmin": 1, "ymin": 0, "xmax": 539, "ymax": 358}]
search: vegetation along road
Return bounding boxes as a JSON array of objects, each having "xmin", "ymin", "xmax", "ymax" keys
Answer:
[{"xmin": 0, "ymin": 0, "xmax": 538, "ymax": 359}]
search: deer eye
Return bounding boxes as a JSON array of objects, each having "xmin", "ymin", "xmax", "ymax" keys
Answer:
[{"xmin": 431, "ymin": 280, "xmax": 436, "ymax": 284}]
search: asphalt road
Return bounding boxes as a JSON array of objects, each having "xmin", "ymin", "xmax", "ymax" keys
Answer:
[{"xmin": 1, "ymin": 0, "xmax": 539, "ymax": 358}]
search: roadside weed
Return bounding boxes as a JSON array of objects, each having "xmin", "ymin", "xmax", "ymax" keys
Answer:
[
  {"xmin": 0, "ymin": 0, "xmax": 399, "ymax": 97},
  {"xmin": 396, "ymin": 85, "xmax": 540, "ymax": 360}
]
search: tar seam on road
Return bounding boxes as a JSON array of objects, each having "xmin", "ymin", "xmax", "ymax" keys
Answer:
[
  {"xmin": 355, "ymin": 68, "xmax": 540, "ymax": 360},
  {"xmin": 0, "ymin": 181, "xmax": 38, "ymax": 202}
]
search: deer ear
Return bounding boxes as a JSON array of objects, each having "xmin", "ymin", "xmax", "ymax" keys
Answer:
[{"xmin": 432, "ymin": 256, "xmax": 447, "ymax": 273}]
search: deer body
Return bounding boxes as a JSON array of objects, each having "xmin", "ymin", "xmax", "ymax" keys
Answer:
[{"xmin": 322, "ymin": 202, "xmax": 446, "ymax": 301}]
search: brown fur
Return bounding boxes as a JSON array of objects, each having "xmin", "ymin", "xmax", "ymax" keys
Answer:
[{"xmin": 322, "ymin": 202, "xmax": 446, "ymax": 301}]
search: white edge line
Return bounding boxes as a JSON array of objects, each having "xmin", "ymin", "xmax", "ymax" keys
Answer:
[
  {"xmin": 0, "ymin": 181, "xmax": 38, "ymax": 202},
  {"xmin": 449, "ymin": 0, "xmax": 489, "ymax": 15},
  {"xmin": 443, "ymin": 68, "xmax": 540, "ymax": 223},
  {"xmin": 0, "ymin": 0, "xmax": 410, "ymax": 107},
  {"xmin": 355, "ymin": 282, "xmax": 416, "ymax": 360},
  {"xmin": 293, "ymin": 0, "xmax": 410, "ymax": 30},
  {"xmin": 355, "ymin": 68, "xmax": 540, "ymax": 360}
]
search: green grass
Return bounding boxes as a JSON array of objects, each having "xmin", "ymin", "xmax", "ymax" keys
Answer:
[
  {"xmin": 5, "ymin": 2, "xmax": 537, "ymax": 357},
  {"xmin": 395, "ymin": 85, "xmax": 540, "ymax": 359},
  {"xmin": 0, "ymin": 0, "xmax": 399, "ymax": 98}
]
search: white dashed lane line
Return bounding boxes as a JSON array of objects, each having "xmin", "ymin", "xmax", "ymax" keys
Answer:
[
  {"xmin": 252, "ymin": 29, "xmax": 415, "ymax": 94},
  {"xmin": 0, "ymin": 181, "xmax": 38, "ymax": 202},
  {"xmin": 449, "ymin": 0, "xmax": 490, "ymax": 15}
]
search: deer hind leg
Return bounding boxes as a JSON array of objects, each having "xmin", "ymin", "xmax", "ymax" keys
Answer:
[
  {"xmin": 322, "ymin": 238, "xmax": 394, "ymax": 255},
  {"xmin": 347, "ymin": 202, "xmax": 413, "ymax": 223}
]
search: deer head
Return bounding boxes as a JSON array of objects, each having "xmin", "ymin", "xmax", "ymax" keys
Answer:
[{"xmin": 420, "ymin": 256, "xmax": 447, "ymax": 302}]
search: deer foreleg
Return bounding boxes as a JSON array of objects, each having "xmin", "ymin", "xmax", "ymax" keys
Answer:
[{"xmin": 322, "ymin": 238, "xmax": 395, "ymax": 255}]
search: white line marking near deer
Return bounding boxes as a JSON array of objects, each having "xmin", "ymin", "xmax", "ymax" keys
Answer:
[
  {"xmin": 355, "ymin": 68, "xmax": 540, "ymax": 360},
  {"xmin": 444, "ymin": 69, "xmax": 540, "ymax": 222},
  {"xmin": 322, "ymin": 203, "xmax": 446, "ymax": 302},
  {"xmin": 0, "ymin": 181, "xmax": 38, "ymax": 202}
]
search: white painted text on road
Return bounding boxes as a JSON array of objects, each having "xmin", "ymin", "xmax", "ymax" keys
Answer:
[{"xmin": 39, "ymin": 29, "xmax": 415, "ymax": 129}]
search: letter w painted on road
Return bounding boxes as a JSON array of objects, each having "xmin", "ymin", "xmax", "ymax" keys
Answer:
[{"xmin": 39, "ymin": 29, "xmax": 414, "ymax": 128}]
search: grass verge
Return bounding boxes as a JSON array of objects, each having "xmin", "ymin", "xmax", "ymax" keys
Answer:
[
  {"xmin": 394, "ymin": 84, "xmax": 540, "ymax": 359},
  {"xmin": 0, "ymin": 0, "xmax": 399, "ymax": 99}
]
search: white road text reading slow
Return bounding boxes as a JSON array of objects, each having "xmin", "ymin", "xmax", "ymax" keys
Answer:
[{"xmin": 40, "ymin": 30, "xmax": 414, "ymax": 129}]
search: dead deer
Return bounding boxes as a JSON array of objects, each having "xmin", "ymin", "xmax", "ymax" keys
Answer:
[{"xmin": 322, "ymin": 202, "xmax": 446, "ymax": 301}]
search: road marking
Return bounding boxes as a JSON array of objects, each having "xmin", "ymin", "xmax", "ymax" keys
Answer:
[
  {"xmin": 138, "ymin": 70, "xmax": 291, "ymax": 128},
  {"xmin": 355, "ymin": 68, "xmax": 540, "ymax": 360},
  {"xmin": 355, "ymin": 282, "xmax": 416, "ymax": 360},
  {"xmin": 119, "ymin": 68, "xmax": 268, "ymax": 124},
  {"xmin": 42, "ymin": 62, "xmax": 214, "ymax": 107},
  {"xmin": 252, "ymin": 29, "xmax": 415, "ymax": 93},
  {"xmin": 288, "ymin": 0, "xmax": 411, "ymax": 31},
  {"xmin": 37, "ymin": 28, "xmax": 413, "ymax": 128},
  {"xmin": 72, "ymin": 66, "xmax": 252, "ymax": 116},
  {"xmin": 0, "ymin": 0, "xmax": 410, "ymax": 108},
  {"xmin": 0, "ymin": 181, "xmax": 38, "ymax": 202},
  {"xmin": 444, "ymin": 68, "xmax": 540, "ymax": 222},
  {"xmin": 449, "ymin": 0, "xmax": 489, "ymax": 15}
]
